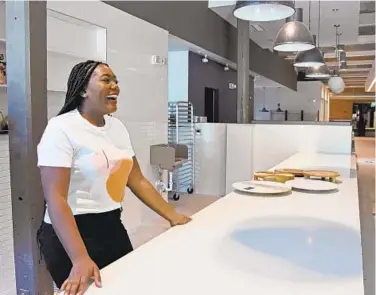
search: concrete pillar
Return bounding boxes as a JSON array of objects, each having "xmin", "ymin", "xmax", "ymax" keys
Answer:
[
  {"xmin": 249, "ymin": 75, "xmax": 255, "ymax": 122},
  {"xmin": 237, "ymin": 19, "xmax": 250, "ymax": 124},
  {"xmin": 6, "ymin": 1, "xmax": 53, "ymax": 294}
]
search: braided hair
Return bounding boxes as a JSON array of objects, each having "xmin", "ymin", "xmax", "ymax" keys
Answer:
[{"xmin": 57, "ymin": 60, "xmax": 108, "ymax": 116}]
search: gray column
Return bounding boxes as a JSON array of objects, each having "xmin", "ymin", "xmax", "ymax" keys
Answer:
[
  {"xmin": 237, "ymin": 19, "xmax": 250, "ymax": 124},
  {"xmin": 249, "ymin": 75, "xmax": 255, "ymax": 122},
  {"xmin": 6, "ymin": 1, "xmax": 53, "ymax": 294}
]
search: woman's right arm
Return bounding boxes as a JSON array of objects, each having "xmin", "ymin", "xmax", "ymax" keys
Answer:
[{"xmin": 40, "ymin": 166, "xmax": 102, "ymax": 295}]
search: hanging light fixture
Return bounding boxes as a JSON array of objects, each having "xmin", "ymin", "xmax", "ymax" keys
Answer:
[
  {"xmin": 339, "ymin": 51, "xmax": 347, "ymax": 64},
  {"xmin": 329, "ymin": 74, "xmax": 345, "ymax": 94},
  {"xmin": 233, "ymin": 1, "xmax": 295, "ymax": 22},
  {"xmin": 294, "ymin": 35, "xmax": 325, "ymax": 67},
  {"xmin": 339, "ymin": 62, "xmax": 348, "ymax": 71},
  {"xmin": 328, "ymin": 25, "xmax": 345, "ymax": 94},
  {"xmin": 294, "ymin": 1, "xmax": 325, "ymax": 67},
  {"xmin": 273, "ymin": 8, "xmax": 315, "ymax": 52},
  {"xmin": 306, "ymin": 64, "xmax": 331, "ymax": 78},
  {"xmin": 259, "ymin": 87, "xmax": 269, "ymax": 112}
]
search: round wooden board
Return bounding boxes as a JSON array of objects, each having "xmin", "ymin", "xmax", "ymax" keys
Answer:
[
  {"xmin": 303, "ymin": 170, "xmax": 340, "ymax": 179},
  {"xmin": 254, "ymin": 171, "xmax": 295, "ymax": 183},
  {"xmin": 275, "ymin": 168, "xmax": 305, "ymax": 177}
]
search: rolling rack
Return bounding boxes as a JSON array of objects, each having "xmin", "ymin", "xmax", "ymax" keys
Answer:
[{"xmin": 167, "ymin": 101, "xmax": 195, "ymax": 200}]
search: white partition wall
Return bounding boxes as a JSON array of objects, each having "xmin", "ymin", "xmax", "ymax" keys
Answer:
[
  {"xmin": 251, "ymin": 124, "xmax": 353, "ymax": 173},
  {"xmin": 1, "ymin": 2, "xmax": 169, "ymax": 294},
  {"xmin": 225, "ymin": 124, "xmax": 253, "ymax": 194},
  {"xmin": 194, "ymin": 123, "xmax": 227, "ymax": 196},
  {"xmin": 224, "ymin": 123, "xmax": 353, "ymax": 193}
]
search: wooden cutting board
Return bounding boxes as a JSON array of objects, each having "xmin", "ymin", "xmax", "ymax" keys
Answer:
[
  {"xmin": 254, "ymin": 171, "xmax": 295, "ymax": 183},
  {"xmin": 275, "ymin": 168, "xmax": 305, "ymax": 177},
  {"xmin": 303, "ymin": 170, "xmax": 340, "ymax": 182}
]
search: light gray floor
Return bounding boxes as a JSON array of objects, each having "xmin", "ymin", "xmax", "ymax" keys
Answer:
[{"xmin": 354, "ymin": 137, "xmax": 375, "ymax": 295}]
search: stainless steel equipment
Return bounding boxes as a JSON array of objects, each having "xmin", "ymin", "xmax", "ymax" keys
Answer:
[
  {"xmin": 150, "ymin": 143, "xmax": 189, "ymax": 197},
  {"xmin": 167, "ymin": 101, "xmax": 195, "ymax": 200}
]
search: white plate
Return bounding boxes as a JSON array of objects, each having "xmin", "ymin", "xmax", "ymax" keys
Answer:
[
  {"xmin": 232, "ymin": 180, "xmax": 292, "ymax": 195},
  {"xmin": 285, "ymin": 179, "xmax": 338, "ymax": 192}
]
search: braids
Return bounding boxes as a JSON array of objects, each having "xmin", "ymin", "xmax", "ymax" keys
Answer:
[{"xmin": 57, "ymin": 60, "xmax": 108, "ymax": 116}]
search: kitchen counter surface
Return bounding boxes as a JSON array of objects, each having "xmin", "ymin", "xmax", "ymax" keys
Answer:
[{"xmin": 83, "ymin": 152, "xmax": 364, "ymax": 295}]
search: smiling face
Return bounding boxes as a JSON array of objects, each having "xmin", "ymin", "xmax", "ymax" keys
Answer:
[{"xmin": 83, "ymin": 64, "xmax": 120, "ymax": 115}]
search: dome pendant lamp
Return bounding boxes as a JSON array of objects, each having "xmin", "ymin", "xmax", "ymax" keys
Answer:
[
  {"xmin": 233, "ymin": 1, "xmax": 295, "ymax": 22},
  {"xmin": 294, "ymin": 0, "xmax": 325, "ymax": 67},
  {"xmin": 273, "ymin": 8, "xmax": 315, "ymax": 52},
  {"xmin": 294, "ymin": 35, "xmax": 325, "ymax": 67},
  {"xmin": 306, "ymin": 64, "xmax": 331, "ymax": 79}
]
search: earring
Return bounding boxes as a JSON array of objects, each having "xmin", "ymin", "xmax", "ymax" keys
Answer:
[{"xmin": 81, "ymin": 92, "xmax": 87, "ymax": 98}]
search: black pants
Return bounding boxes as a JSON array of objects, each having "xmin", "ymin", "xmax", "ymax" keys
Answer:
[{"xmin": 37, "ymin": 209, "xmax": 133, "ymax": 288}]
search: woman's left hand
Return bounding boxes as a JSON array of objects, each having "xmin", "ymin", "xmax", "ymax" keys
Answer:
[{"xmin": 168, "ymin": 211, "xmax": 192, "ymax": 227}]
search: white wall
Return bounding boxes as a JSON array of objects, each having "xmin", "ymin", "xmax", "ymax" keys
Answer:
[
  {"xmin": 225, "ymin": 123, "xmax": 353, "ymax": 193},
  {"xmin": 254, "ymin": 81, "xmax": 324, "ymax": 121},
  {"xmin": 1, "ymin": 2, "xmax": 169, "ymax": 294},
  {"xmin": 194, "ymin": 123, "xmax": 227, "ymax": 196},
  {"xmin": 168, "ymin": 51, "xmax": 189, "ymax": 102}
]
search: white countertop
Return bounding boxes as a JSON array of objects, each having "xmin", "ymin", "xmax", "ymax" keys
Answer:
[{"xmin": 84, "ymin": 152, "xmax": 364, "ymax": 295}]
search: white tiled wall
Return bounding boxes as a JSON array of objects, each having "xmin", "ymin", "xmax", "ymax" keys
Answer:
[
  {"xmin": 0, "ymin": 136, "xmax": 14, "ymax": 295},
  {"xmin": 1, "ymin": 1, "xmax": 169, "ymax": 294}
]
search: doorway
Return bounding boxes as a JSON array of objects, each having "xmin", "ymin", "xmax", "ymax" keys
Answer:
[{"xmin": 204, "ymin": 87, "xmax": 219, "ymax": 123}]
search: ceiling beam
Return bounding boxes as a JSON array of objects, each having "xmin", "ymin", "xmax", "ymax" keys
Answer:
[{"xmin": 325, "ymin": 55, "xmax": 375, "ymax": 63}]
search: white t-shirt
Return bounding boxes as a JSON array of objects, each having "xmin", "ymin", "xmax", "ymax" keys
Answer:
[{"xmin": 37, "ymin": 109, "xmax": 135, "ymax": 224}]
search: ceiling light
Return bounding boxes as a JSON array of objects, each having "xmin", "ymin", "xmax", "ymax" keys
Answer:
[
  {"xmin": 306, "ymin": 65, "xmax": 331, "ymax": 79},
  {"xmin": 294, "ymin": 35, "xmax": 325, "ymax": 67},
  {"xmin": 224, "ymin": 64, "xmax": 230, "ymax": 71},
  {"xmin": 328, "ymin": 75, "xmax": 345, "ymax": 94},
  {"xmin": 339, "ymin": 62, "xmax": 348, "ymax": 71},
  {"xmin": 233, "ymin": 1, "xmax": 295, "ymax": 22},
  {"xmin": 273, "ymin": 8, "xmax": 315, "ymax": 52},
  {"xmin": 339, "ymin": 51, "xmax": 347, "ymax": 63},
  {"xmin": 337, "ymin": 44, "xmax": 345, "ymax": 52},
  {"xmin": 202, "ymin": 55, "xmax": 208, "ymax": 63}
]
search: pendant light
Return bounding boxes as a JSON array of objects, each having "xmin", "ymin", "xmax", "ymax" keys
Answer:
[
  {"xmin": 233, "ymin": 1, "xmax": 295, "ymax": 22},
  {"xmin": 306, "ymin": 64, "xmax": 331, "ymax": 78},
  {"xmin": 259, "ymin": 87, "xmax": 269, "ymax": 112},
  {"xmin": 329, "ymin": 73, "xmax": 345, "ymax": 94},
  {"xmin": 273, "ymin": 8, "xmax": 315, "ymax": 52},
  {"xmin": 294, "ymin": 1, "xmax": 325, "ymax": 67},
  {"xmin": 328, "ymin": 25, "xmax": 345, "ymax": 94}
]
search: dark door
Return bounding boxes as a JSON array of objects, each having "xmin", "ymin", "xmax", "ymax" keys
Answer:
[{"xmin": 204, "ymin": 87, "xmax": 219, "ymax": 123}]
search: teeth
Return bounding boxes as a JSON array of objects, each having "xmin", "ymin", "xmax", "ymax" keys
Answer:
[{"xmin": 107, "ymin": 95, "xmax": 118, "ymax": 100}]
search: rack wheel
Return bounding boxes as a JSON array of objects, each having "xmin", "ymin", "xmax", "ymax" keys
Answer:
[
  {"xmin": 187, "ymin": 187, "xmax": 194, "ymax": 194},
  {"xmin": 172, "ymin": 193, "xmax": 180, "ymax": 201}
]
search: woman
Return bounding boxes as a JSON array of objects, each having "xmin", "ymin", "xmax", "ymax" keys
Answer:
[{"xmin": 36, "ymin": 60, "xmax": 191, "ymax": 295}]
